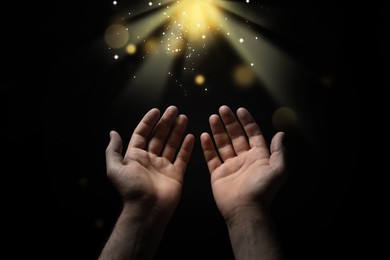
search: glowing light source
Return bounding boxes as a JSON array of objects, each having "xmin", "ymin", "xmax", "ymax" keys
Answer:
[
  {"xmin": 126, "ymin": 44, "xmax": 137, "ymax": 55},
  {"xmin": 104, "ymin": 0, "xmax": 307, "ymax": 109},
  {"xmin": 169, "ymin": 0, "xmax": 223, "ymax": 42},
  {"xmin": 195, "ymin": 74, "xmax": 205, "ymax": 85}
]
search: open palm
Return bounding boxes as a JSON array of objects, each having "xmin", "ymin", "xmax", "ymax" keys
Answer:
[
  {"xmin": 106, "ymin": 106, "xmax": 194, "ymax": 215},
  {"xmin": 201, "ymin": 106, "xmax": 286, "ymax": 220}
]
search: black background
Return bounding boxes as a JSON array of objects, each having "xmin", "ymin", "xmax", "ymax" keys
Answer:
[{"xmin": 2, "ymin": 0, "xmax": 386, "ymax": 259}]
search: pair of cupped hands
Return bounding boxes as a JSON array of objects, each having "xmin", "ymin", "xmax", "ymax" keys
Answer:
[{"xmin": 105, "ymin": 105, "xmax": 286, "ymax": 222}]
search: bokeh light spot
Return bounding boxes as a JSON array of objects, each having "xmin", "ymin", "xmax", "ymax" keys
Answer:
[
  {"xmin": 272, "ymin": 107, "xmax": 298, "ymax": 130},
  {"xmin": 78, "ymin": 177, "xmax": 89, "ymax": 187},
  {"xmin": 126, "ymin": 44, "xmax": 137, "ymax": 55},
  {"xmin": 233, "ymin": 65, "xmax": 255, "ymax": 88},
  {"xmin": 95, "ymin": 219, "xmax": 105, "ymax": 229},
  {"xmin": 195, "ymin": 74, "xmax": 206, "ymax": 85},
  {"xmin": 320, "ymin": 76, "xmax": 334, "ymax": 87},
  {"xmin": 104, "ymin": 24, "xmax": 129, "ymax": 49}
]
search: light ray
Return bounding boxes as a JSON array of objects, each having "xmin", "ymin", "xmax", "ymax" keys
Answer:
[
  {"xmin": 105, "ymin": 1, "xmax": 309, "ymax": 107},
  {"xmin": 111, "ymin": 0, "xmax": 176, "ymax": 20},
  {"xmin": 214, "ymin": 1, "xmax": 279, "ymax": 32},
  {"xmin": 125, "ymin": 6, "xmax": 177, "ymax": 45},
  {"xmin": 217, "ymin": 11, "xmax": 308, "ymax": 105},
  {"xmin": 114, "ymin": 40, "xmax": 176, "ymax": 110}
]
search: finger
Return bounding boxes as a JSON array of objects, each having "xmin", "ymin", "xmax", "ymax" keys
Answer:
[
  {"xmin": 147, "ymin": 106, "xmax": 179, "ymax": 156},
  {"xmin": 106, "ymin": 131, "xmax": 124, "ymax": 174},
  {"xmin": 209, "ymin": 114, "xmax": 236, "ymax": 161},
  {"xmin": 128, "ymin": 108, "xmax": 161, "ymax": 150},
  {"xmin": 162, "ymin": 114, "xmax": 189, "ymax": 162},
  {"xmin": 219, "ymin": 105, "xmax": 250, "ymax": 155},
  {"xmin": 173, "ymin": 134, "xmax": 195, "ymax": 173},
  {"xmin": 236, "ymin": 107, "xmax": 269, "ymax": 152},
  {"xmin": 200, "ymin": 132, "xmax": 222, "ymax": 174},
  {"xmin": 269, "ymin": 132, "xmax": 286, "ymax": 174}
]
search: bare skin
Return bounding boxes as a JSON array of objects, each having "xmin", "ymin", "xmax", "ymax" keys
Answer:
[
  {"xmin": 99, "ymin": 105, "xmax": 286, "ymax": 260},
  {"xmin": 201, "ymin": 105, "xmax": 286, "ymax": 260},
  {"xmin": 99, "ymin": 106, "xmax": 194, "ymax": 260}
]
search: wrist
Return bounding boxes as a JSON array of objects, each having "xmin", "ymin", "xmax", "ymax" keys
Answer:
[
  {"xmin": 225, "ymin": 205, "xmax": 271, "ymax": 228},
  {"xmin": 225, "ymin": 206, "xmax": 283, "ymax": 260},
  {"xmin": 98, "ymin": 202, "xmax": 171, "ymax": 260},
  {"xmin": 121, "ymin": 202, "xmax": 173, "ymax": 232}
]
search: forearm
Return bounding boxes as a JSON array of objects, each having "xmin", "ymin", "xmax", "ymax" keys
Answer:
[
  {"xmin": 98, "ymin": 204, "xmax": 170, "ymax": 260},
  {"xmin": 226, "ymin": 207, "xmax": 283, "ymax": 260}
]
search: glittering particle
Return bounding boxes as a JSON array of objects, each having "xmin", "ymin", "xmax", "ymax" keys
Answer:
[
  {"xmin": 105, "ymin": 0, "xmax": 271, "ymax": 91},
  {"xmin": 195, "ymin": 74, "xmax": 205, "ymax": 85},
  {"xmin": 144, "ymin": 38, "xmax": 159, "ymax": 53}
]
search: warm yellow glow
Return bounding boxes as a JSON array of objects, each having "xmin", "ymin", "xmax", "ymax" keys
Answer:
[
  {"xmin": 195, "ymin": 74, "xmax": 206, "ymax": 85},
  {"xmin": 166, "ymin": 37, "xmax": 185, "ymax": 55},
  {"xmin": 143, "ymin": 38, "xmax": 159, "ymax": 54},
  {"xmin": 233, "ymin": 65, "xmax": 255, "ymax": 88},
  {"xmin": 171, "ymin": 0, "xmax": 222, "ymax": 41},
  {"xmin": 126, "ymin": 44, "xmax": 137, "ymax": 55},
  {"xmin": 104, "ymin": 24, "xmax": 129, "ymax": 49}
]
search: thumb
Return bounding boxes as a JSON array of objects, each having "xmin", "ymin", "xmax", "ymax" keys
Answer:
[
  {"xmin": 105, "ymin": 131, "xmax": 124, "ymax": 174},
  {"xmin": 269, "ymin": 132, "xmax": 286, "ymax": 174}
]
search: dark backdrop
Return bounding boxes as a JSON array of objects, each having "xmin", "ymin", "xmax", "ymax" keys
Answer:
[{"xmin": 2, "ymin": 0, "xmax": 385, "ymax": 259}]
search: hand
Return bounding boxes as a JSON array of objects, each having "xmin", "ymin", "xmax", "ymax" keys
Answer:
[
  {"xmin": 201, "ymin": 105, "xmax": 286, "ymax": 221},
  {"xmin": 105, "ymin": 106, "xmax": 195, "ymax": 219}
]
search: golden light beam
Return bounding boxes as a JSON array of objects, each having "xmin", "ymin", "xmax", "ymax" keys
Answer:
[
  {"xmin": 114, "ymin": 40, "xmax": 177, "ymax": 109},
  {"xmin": 213, "ymin": 1, "xmax": 282, "ymax": 33},
  {"xmin": 111, "ymin": 0, "xmax": 176, "ymax": 20},
  {"xmin": 124, "ymin": 6, "xmax": 177, "ymax": 45},
  {"xmin": 217, "ymin": 13, "xmax": 309, "ymax": 105},
  {"xmin": 171, "ymin": 0, "xmax": 222, "ymax": 41}
]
